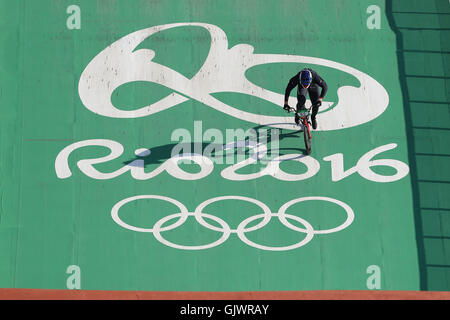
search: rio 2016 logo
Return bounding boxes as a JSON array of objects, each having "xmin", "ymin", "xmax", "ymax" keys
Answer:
[
  {"xmin": 55, "ymin": 23, "xmax": 405, "ymax": 250},
  {"xmin": 78, "ymin": 22, "xmax": 389, "ymax": 131}
]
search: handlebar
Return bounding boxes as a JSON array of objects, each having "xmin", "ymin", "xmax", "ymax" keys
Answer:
[
  {"xmin": 284, "ymin": 101, "xmax": 321, "ymax": 115},
  {"xmin": 284, "ymin": 106, "xmax": 312, "ymax": 115},
  {"xmin": 286, "ymin": 107, "xmax": 297, "ymax": 113}
]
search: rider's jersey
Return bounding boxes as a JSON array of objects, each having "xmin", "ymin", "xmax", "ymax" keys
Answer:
[{"xmin": 284, "ymin": 68, "xmax": 328, "ymax": 102}]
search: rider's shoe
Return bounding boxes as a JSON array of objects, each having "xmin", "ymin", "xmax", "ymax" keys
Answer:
[
  {"xmin": 295, "ymin": 113, "xmax": 300, "ymax": 125},
  {"xmin": 311, "ymin": 117, "xmax": 317, "ymax": 130}
]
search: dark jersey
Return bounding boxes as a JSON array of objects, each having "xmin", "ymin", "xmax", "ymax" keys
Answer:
[{"xmin": 284, "ymin": 68, "xmax": 328, "ymax": 102}]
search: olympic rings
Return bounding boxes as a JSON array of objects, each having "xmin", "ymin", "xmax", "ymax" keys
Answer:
[
  {"xmin": 111, "ymin": 195, "xmax": 189, "ymax": 232},
  {"xmin": 278, "ymin": 196, "xmax": 355, "ymax": 234},
  {"xmin": 236, "ymin": 213, "xmax": 315, "ymax": 251},
  {"xmin": 153, "ymin": 212, "xmax": 231, "ymax": 250},
  {"xmin": 111, "ymin": 195, "xmax": 355, "ymax": 251},
  {"xmin": 194, "ymin": 196, "xmax": 272, "ymax": 233}
]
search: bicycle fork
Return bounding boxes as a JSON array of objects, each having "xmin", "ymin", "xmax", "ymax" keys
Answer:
[{"xmin": 302, "ymin": 119, "xmax": 312, "ymax": 139}]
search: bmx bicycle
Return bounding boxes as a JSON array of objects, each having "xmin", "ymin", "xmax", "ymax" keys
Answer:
[{"xmin": 284, "ymin": 103, "xmax": 319, "ymax": 155}]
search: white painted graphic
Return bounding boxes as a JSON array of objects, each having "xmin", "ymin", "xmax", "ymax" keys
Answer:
[
  {"xmin": 55, "ymin": 139, "xmax": 409, "ymax": 183},
  {"xmin": 78, "ymin": 23, "xmax": 389, "ymax": 131},
  {"xmin": 54, "ymin": 139, "xmax": 213, "ymax": 181},
  {"xmin": 111, "ymin": 195, "xmax": 355, "ymax": 251},
  {"xmin": 323, "ymin": 143, "xmax": 410, "ymax": 183}
]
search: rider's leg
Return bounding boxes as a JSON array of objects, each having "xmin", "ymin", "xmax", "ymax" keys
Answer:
[
  {"xmin": 308, "ymin": 85, "xmax": 320, "ymax": 129},
  {"xmin": 308, "ymin": 85, "xmax": 320, "ymax": 116},
  {"xmin": 295, "ymin": 87, "xmax": 308, "ymax": 124},
  {"xmin": 309, "ymin": 86, "xmax": 320, "ymax": 129},
  {"xmin": 296, "ymin": 87, "xmax": 308, "ymax": 111}
]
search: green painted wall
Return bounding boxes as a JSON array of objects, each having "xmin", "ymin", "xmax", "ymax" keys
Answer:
[{"xmin": 388, "ymin": 0, "xmax": 450, "ymax": 290}]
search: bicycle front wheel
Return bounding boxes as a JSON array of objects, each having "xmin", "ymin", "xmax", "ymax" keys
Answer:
[{"xmin": 303, "ymin": 124, "xmax": 312, "ymax": 155}]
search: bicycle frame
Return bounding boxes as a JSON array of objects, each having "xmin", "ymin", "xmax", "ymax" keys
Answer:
[
  {"xmin": 286, "ymin": 106, "xmax": 312, "ymax": 154},
  {"xmin": 287, "ymin": 106, "xmax": 312, "ymax": 136}
]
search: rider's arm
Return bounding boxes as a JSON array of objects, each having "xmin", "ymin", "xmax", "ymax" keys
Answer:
[
  {"xmin": 312, "ymin": 70, "xmax": 328, "ymax": 99},
  {"xmin": 284, "ymin": 73, "xmax": 299, "ymax": 104}
]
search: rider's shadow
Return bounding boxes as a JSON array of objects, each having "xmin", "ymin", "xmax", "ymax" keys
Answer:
[{"xmin": 123, "ymin": 142, "xmax": 244, "ymax": 167}]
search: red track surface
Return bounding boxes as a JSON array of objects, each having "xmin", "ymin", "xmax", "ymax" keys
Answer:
[{"xmin": 1, "ymin": 289, "xmax": 450, "ymax": 300}]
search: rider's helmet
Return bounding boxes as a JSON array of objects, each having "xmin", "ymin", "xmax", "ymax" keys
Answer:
[{"xmin": 300, "ymin": 69, "xmax": 312, "ymax": 88}]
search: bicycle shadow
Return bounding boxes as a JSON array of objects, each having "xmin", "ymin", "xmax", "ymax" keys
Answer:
[
  {"xmin": 250, "ymin": 123, "xmax": 307, "ymax": 155},
  {"xmin": 123, "ymin": 125, "xmax": 308, "ymax": 167}
]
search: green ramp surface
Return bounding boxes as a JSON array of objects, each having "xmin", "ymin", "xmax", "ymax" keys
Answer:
[{"xmin": 0, "ymin": 0, "xmax": 435, "ymax": 291}]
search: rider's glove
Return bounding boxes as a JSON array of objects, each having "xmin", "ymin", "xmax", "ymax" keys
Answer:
[{"xmin": 283, "ymin": 104, "xmax": 290, "ymax": 111}]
